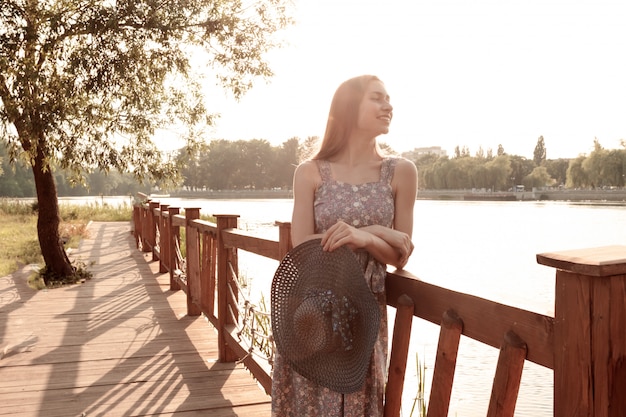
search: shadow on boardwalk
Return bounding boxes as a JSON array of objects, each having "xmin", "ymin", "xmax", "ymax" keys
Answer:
[{"xmin": 0, "ymin": 222, "xmax": 270, "ymax": 417}]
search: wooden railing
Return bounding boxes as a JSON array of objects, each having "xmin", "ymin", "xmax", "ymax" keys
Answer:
[{"xmin": 133, "ymin": 200, "xmax": 626, "ymax": 417}]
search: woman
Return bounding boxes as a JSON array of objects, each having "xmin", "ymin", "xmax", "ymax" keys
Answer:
[{"xmin": 271, "ymin": 75, "xmax": 418, "ymax": 416}]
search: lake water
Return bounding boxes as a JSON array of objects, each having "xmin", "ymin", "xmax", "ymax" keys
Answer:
[{"xmin": 64, "ymin": 196, "xmax": 626, "ymax": 417}]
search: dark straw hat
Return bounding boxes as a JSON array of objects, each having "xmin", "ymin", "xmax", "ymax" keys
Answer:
[{"xmin": 271, "ymin": 238, "xmax": 381, "ymax": 393}]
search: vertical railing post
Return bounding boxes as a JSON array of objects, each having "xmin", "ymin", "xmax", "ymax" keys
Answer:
[
  {"xmin": 185, "ymin": 208, "xmax": 202, "ymax": 316},
  {"xmin": 537, "ymin": 245, "xmax": 626, "ymax": 417},
  {"xmin": 204, "ymin": 229, "xmax": 219, "ymax": 322},
  {"xmin": 159, "ymin": 204, "xmax": 169, "ymax": 273},
  {"xmin": 216, "ymin": 214, "xmax": 240, "ymax": 362},
  {"xmin": 167, "ymin": 207, "xmax": 181, "ymax": 291},
  {"xmin": 132, "ymin": 205, "xmax": 141, "ymax": 248},
  {"xmin": 140, "ymin": 203, "xmax": 150, "ymax": 253},
  {"xmin": 384, "ymin": 294, "xmax": 415, "ymax": 417},
  {"xmin": 200, "ymin": 230, "xmax": 215, "ymax": 318},
  {"xmin": 427, "ymin": 309, "xmax": 463, "ymax": 417},
  {"xmin": 276, "ymin": 221, "xmax": 292, "ymax": 258},
  {"xmin": 147, "ymin": 201, "xmax": 159, "ymax": 260}
]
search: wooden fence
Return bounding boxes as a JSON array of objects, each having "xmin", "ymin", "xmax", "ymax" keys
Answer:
[{"xmin": 133, "ymin": 200, "xmax": 626, "ymax": 417}]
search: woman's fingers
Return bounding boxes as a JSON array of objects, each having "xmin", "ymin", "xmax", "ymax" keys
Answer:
[{"xmin": 322, "ymin": 222, "xmax": 361, "ymax": 251}]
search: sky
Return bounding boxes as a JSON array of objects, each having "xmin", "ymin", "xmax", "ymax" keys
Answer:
[{"xmin": 196, "ymin": 0, "xmax": 626, "ymax": 159}]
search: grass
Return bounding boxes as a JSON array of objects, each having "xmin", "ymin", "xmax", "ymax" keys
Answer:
[
  {"xmin": 0, "ymin": 198, "xmax": 133, "ymax": 284},
  {"xmin": 232, "ymin": 269, "xmax": 275, "ymax": 362},
  {"xmin": 408, "ymin": 351, "xmax": 428, "ymax": 417}
]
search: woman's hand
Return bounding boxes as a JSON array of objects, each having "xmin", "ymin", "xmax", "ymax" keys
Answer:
[
  {"xmin": 320, "ymin": 221, "xmax": 371, "ymax": 252},
  {"xmin": 380, "ymin": 228, "xmax": 414, "ymax": 267},
  {"xmin": 359, "ymin": 225, "xmax": 414, "ymax": 269},
  {"xmin": 321, "ymin": 221, "xmax": 412, "ymax": 269}
]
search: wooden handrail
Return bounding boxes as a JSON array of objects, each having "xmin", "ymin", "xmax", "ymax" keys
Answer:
[
  {"xmin": 133, "ymin": 197, "xmax": 626, "ymax": 416},
  {"xmin": 386, "ymin": 271, "xmax": 554, "ymax": 369}
]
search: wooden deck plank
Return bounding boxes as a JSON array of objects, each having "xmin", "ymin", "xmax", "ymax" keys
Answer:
[
  {"xmin": 0, "ymin": 358, "xmax": 237, "ymax": 390},
  {"xmin": 0, "ymin": 222, "xmax": 271, "ymax": 417}
]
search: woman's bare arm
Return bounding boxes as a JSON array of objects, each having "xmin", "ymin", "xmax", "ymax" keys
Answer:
[
  {"xmin": 290, "ymin": 161, "xmax": 323, "ymax": 246},
  {"xmin": 291, "ymin": 158, "xmax": 417, "ymax": 269}
]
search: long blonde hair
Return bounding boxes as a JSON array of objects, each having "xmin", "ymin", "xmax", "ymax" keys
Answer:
[{"xmin": 312, "ymin": 75, "xmax": 381, "ymax": 161}]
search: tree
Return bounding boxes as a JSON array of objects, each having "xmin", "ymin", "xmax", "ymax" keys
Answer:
[
  {"xmin": 453, "ymin": 145, "xmax": 470, "ymax": 159},
  {"xmin": 205, "ymin": 139, "xmax": 240, "ymax": 190},
  {"xmin": 178, "ymin": 142, "xmax": 208, "ymax": 191},
  {"xmin": 523, "ymin": 166, "xmax": 553, "ymax": 189},
  {"xmin": 583, "ymin": 139, "xmax": 608, "ymax": 188},
  {"xmin": 603, "ymin": 149, "xmax": 625, "ymax": 187},
  {"xmin": 485, "ymin": 154, "xmax": 512, "ymax": 191},
  {"xmin": 0, "ymin": 143, "xmax": 35, "ymax": 196},
  {"xmin": 447, "ymin": 157, "xmax": 478, "ymax": 189},
  {"xmin": 544, "ymin": 158, "xmax": 570, "ymax": 187},
  {"xmin": 533, "ymin": 135, "xmax": 547, "ymax": 166},
  {"xmin": 236, "ymin": 139, "xmax": 273, "ymax": 189},
  {"xmin": 299, "ymin": 136, "xmax": 320, "ymax": 161},
  {"xmin": 429, "ymin": 157, "xmax": 452, "ymax": 189},
  {"xmin": 0, "ymin": 0, "xmax": 292, "ymax": 282},
  {"xmin": 409, "ymin": 152, "xmax": 439, "ymax": 189},
  {"xmin": 272, "ymin": 137, "xmax": 299, "ymax": 188},
  {"xmin": 566, "ymin": 156, "xmax": 588, "ymax": 188},
  {"xmin": 509, "ymin": 155, "xmax": 535, "ymax": 188}
]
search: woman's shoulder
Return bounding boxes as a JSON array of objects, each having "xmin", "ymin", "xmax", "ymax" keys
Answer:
[
  {"xmin": 388, "ymin": 157, "xmax": 418, "ymax": 186},
  {"xmin": 295, "ymin": 159, "xmax": 320, "ymax": 175},
  {"xmin": 385, "ymin": 156, "xmax": 417, "ymax": 172},
  {"xmin": 294, "ymin": 160, "xmax": 323, "ymax": 184}
]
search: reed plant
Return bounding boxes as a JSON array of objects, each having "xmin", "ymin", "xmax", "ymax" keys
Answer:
[
  {"xmin": 235, "ymin": 270, "xmax": 274, "ymax": 361},
  {"xmin": 252, "ymin": 294, "xmax": 273, "ymax": 358},
  {"xmin": 408, "ymin": 351, "xmax": 428, "ymax": 417}
]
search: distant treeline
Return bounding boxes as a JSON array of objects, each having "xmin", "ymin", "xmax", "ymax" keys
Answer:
[
  {"xmin": 1, "ymin": 136, "xmax": 624, "ymax": 198},
  {"xmin": 411, "ymin": 137, "xmax": 626, "ymax": 191},
  {"xmin": 0, "ymin": 144, "xmax": 150, "ymax": 198}
]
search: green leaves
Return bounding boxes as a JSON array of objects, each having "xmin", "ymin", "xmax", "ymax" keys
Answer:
[{"xmin": 1, "ymin": 0, "xmax": 293, "ymax": 183}]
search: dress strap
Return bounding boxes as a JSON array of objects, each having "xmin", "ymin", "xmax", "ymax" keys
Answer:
[
  {"xmin": 380, "ymin": 157, "xmax": 398, "ymax": 185},
  {"xmin": 316, "ymin": 160, "xmax": 333, "ymax": 182}
]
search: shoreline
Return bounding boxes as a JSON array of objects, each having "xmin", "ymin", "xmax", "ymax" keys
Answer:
[
  {"xmin": 416, "ymin": 189, "xmax": 626, "ymax": 203},
  {"xmin": 165, "ymin": 189, "xmax": 626, "ymax": 203}
]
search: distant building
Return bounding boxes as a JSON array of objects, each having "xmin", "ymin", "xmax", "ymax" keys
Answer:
[{"xmin": 403, "ymin": 146, "xmax": 448, "ymax": 159}]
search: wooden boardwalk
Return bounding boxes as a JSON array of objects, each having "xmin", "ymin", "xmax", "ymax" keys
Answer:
[{"xmin": 0, "ymin": 222, "xmax": 271, "ymax": 417}]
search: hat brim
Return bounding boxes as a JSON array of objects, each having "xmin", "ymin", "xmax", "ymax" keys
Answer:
[{"xmin": 271, "ymin": 238, "xmax": 381, "ymax": 393}]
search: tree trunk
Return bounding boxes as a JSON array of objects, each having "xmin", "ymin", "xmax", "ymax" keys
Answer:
[{"xmin": 32, "ymin": 146, "xmax": 74, "ymax": 280}]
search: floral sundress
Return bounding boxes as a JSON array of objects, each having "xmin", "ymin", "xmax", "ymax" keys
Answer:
[{"xmin": 271, "ymin": 157, "xmax": 398, "ymax": 417}]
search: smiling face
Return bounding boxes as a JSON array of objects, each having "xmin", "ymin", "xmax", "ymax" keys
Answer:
[
  {"xmin": 315, "ymin": 75, "xmax": 392, "ymax": 161},
  {"xmin": 356, "ymin": 79, "xmax": 393, "ymax": 137}
]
